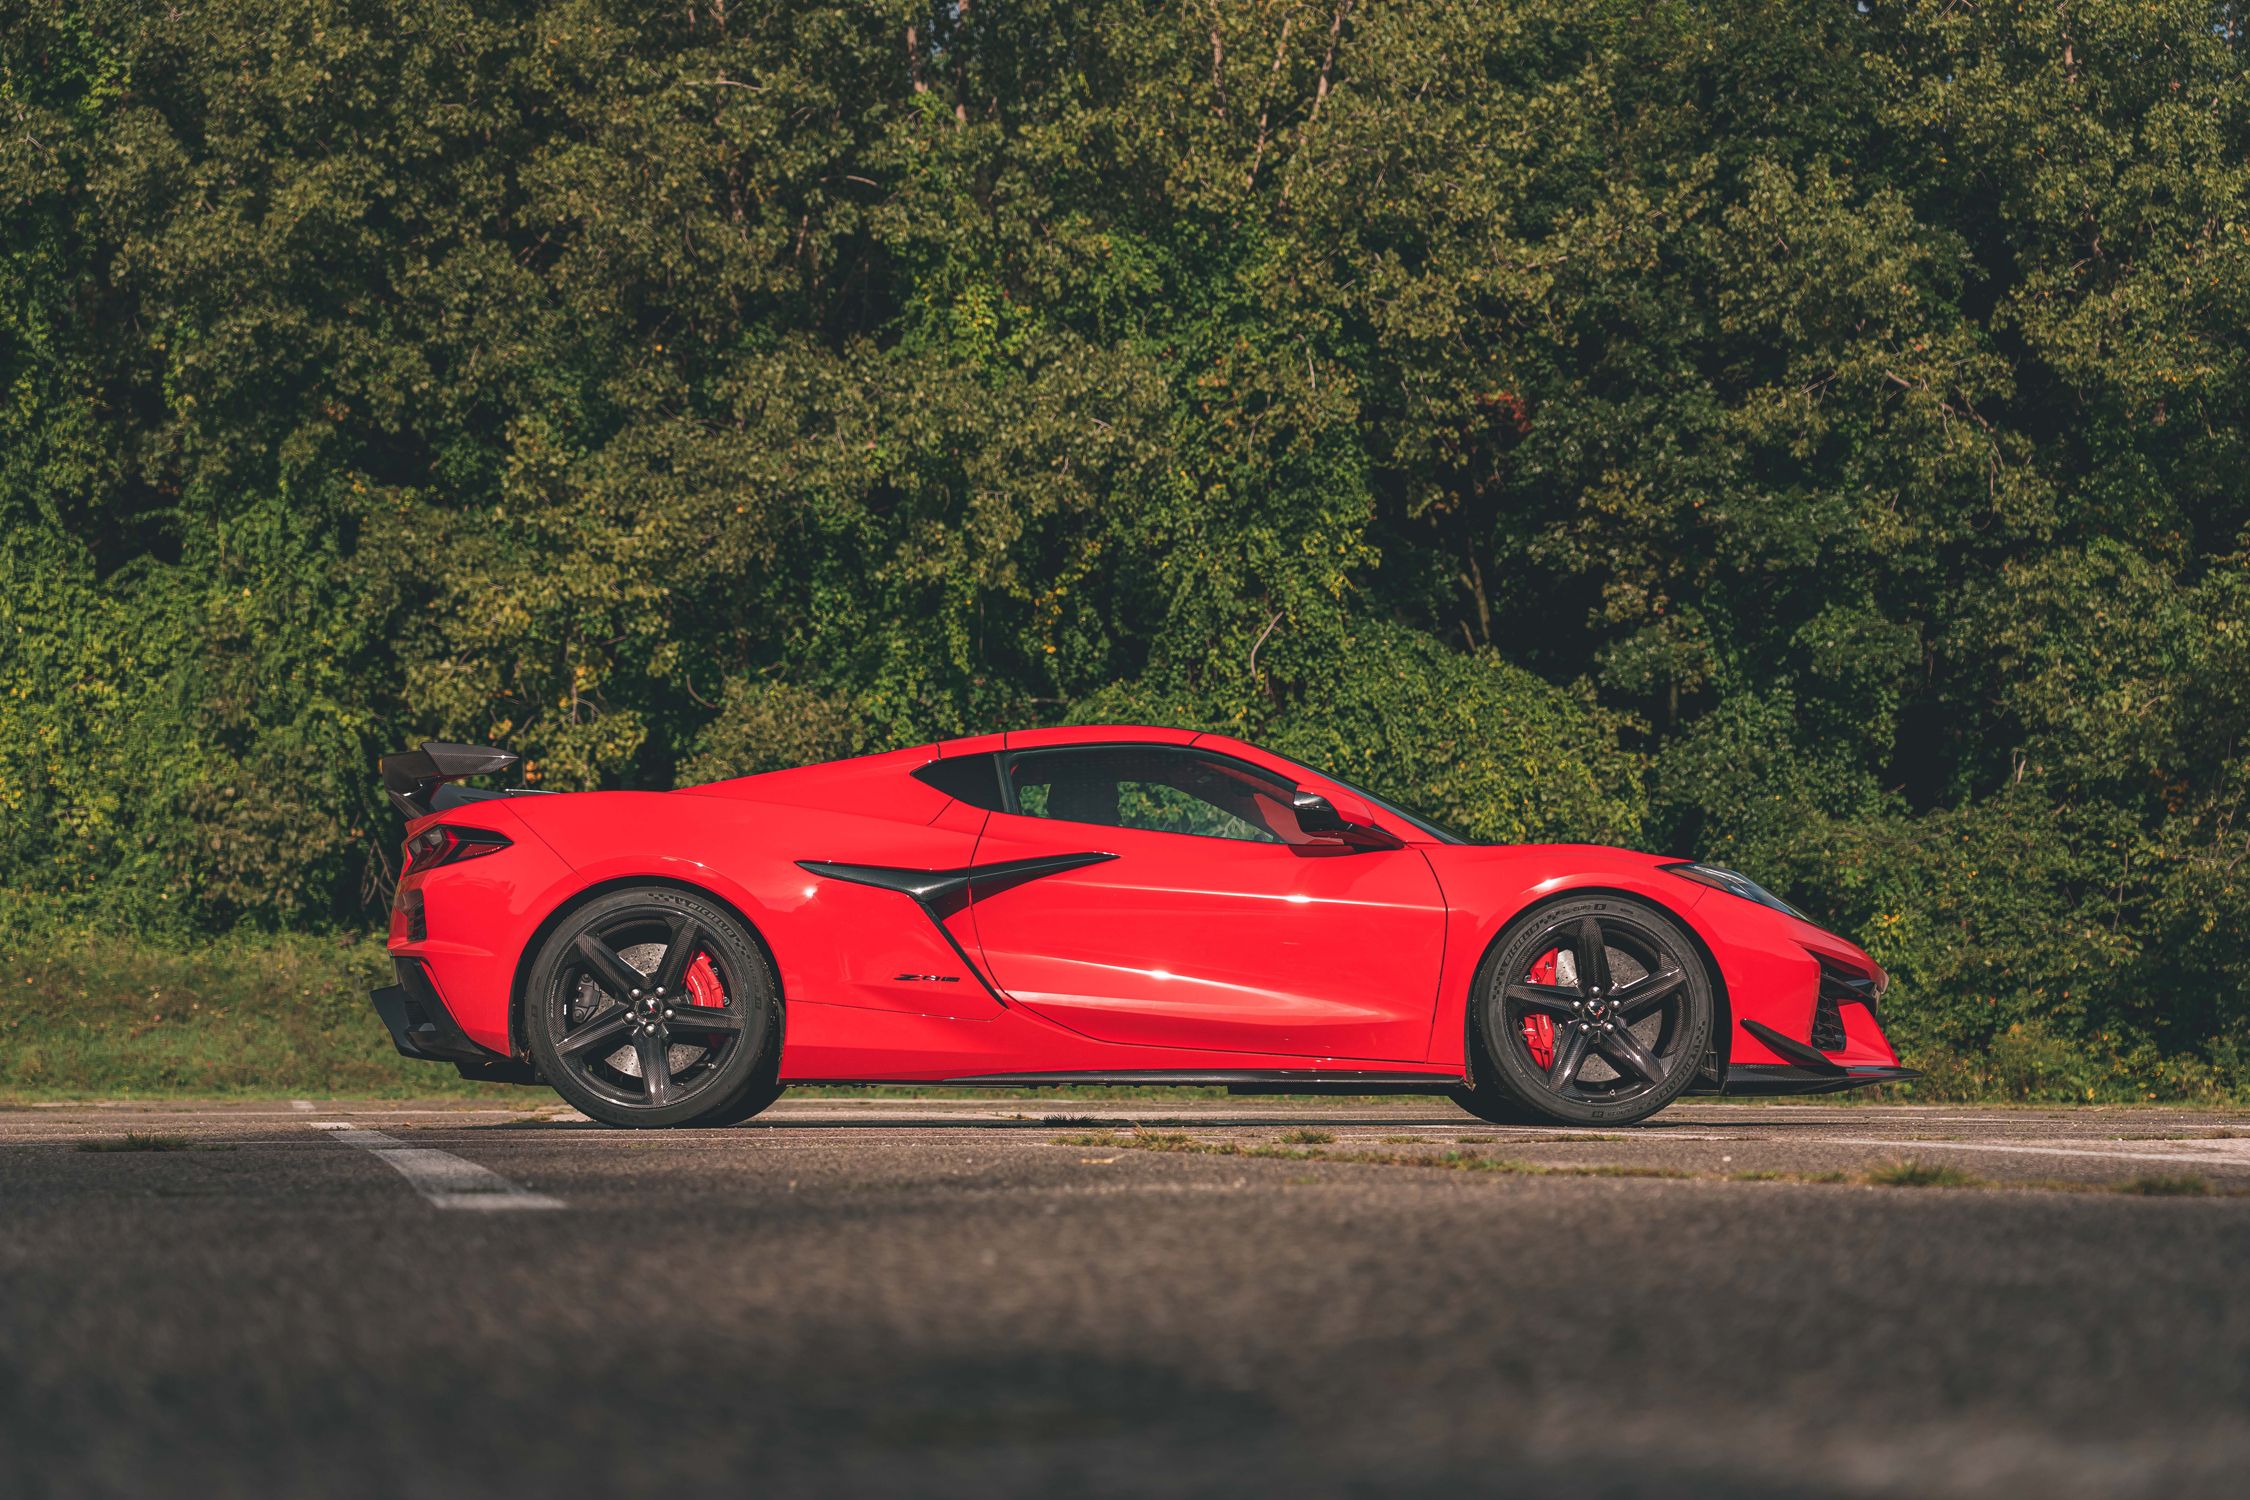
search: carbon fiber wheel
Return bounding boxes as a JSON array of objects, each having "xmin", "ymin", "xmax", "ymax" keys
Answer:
[
  {"xmin": 1459, "ymin": 894, "xmax": 1712, "ymax": 1127},
  {"xmin": 524, "ymin": 887, "xmax": 781, "ymax": 1128}
]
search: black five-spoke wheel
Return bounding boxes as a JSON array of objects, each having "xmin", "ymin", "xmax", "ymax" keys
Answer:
[
  {"xmin": 1458, "ymin": 895, "xmax": 1713, "ymax": 1127},
  {"xmin": 525, "ymin": 887, "xmax": 782, "ymax": 1128}
]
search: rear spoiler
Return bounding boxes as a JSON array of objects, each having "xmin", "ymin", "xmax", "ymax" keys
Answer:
[{"xmin": 380, "ymin": 741, "xmax": 522, "ymax": 818}]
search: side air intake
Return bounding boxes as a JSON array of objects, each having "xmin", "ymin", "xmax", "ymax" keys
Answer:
[{"xmin": 1813, "ymin": 960, "xmax": 1882, "ymax": 1052}]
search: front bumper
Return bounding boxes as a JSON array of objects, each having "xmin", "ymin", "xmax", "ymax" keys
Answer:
[{"xmin": 371, "ymin": 958, "xmax": 540, "ymax": 1085}]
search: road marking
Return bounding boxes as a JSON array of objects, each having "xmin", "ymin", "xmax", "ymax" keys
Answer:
[
  {"xmin": 309, "ymin": 1123, "xmax": 563, "ymax": 1210},
  {"xmin": 1827, "ymin": 1137, "xmax": 2250, "ymax": 1170},
  {"xmin": 290, "ymin": 1100, "xmax": 314, "ymax": 1112}
]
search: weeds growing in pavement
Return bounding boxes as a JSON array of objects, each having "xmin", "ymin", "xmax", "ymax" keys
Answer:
[
  {"xmin": 76, "ymin": 1133, "xmax": 193, "ymax": 1153},
  {"xmin": 1861, "ymin": 1159, "xmax": 1986, "ymax": 1188},
  {"xmin": 1052, "ymin": 1132, "xmax": 1690, "ymax": 1179},
  {"xmin": 1729, "ymin": 1169, "xmax": 1851, "ymax": 1184},
  {"xmin": 1056, "ymin": 1133, "xmax": 2247, "ymax": 1197},
  {"xmin": 2115, "ymin": 1173, "xmax": 2213, "ymax": 1197}
]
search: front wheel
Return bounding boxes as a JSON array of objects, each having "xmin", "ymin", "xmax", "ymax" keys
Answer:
[
  {"xmin": 524, "ymin": 887, "xmax": 781, "ymax": 1128},
  {"xmin": 1457, "ymin": 894, "xmax": 1713, "ymax": 1127}
]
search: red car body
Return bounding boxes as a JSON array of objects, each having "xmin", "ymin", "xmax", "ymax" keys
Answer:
[{"xmin": 376, "ymin": 725, "xmax": 1908, "ymax": 1097}]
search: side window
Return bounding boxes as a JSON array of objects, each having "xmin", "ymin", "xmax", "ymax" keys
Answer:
[
  {"xmin": 1006, "ymin": 746, "xmax": 1309, "ymax": 844},
  {"xmin": 912, "ymin": 753, "xmax": 1008, "ymax": 811}
]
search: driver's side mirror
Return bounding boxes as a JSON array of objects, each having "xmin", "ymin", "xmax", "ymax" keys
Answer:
[{"xmin": 1290, "ymin": 789, "xmax": 1404, "ymax": 850}]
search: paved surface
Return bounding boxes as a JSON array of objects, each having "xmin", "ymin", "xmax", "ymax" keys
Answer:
[{"xmin": 5, "ymin": 1097, "xmax": 2248, "ymax": 1499}]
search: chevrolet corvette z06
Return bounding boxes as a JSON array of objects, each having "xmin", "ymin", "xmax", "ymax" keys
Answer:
[{"xmin": 373, "ymin": 726, "xmax": 1912, "ymax": 1127}]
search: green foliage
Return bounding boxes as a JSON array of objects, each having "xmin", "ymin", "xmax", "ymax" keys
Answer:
[
  {"xmin": 1075, "ymin": 617, "xmax": 1643, "ymax": 845},
  {"xmin": 2, "ymin": 1, "xmax": 2244, "ymax": 1097},
  {"xmin": 683, "ymin": 680, "xmax": 869, "ymax": 783}
]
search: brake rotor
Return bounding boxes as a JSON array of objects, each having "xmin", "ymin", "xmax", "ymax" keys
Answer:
[{"xmin": 584, "ymin": 940, "xmax": 727, "ymax": 1078}]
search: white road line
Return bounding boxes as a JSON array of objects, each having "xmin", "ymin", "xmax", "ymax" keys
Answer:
[
  {"xmin": 309, "ymin": 1123, "xmax": 563, "ymax": 1210},
  {"xmin": 1826, "ymin": 1137, "xmax": 2250, "ymax": 1170}
]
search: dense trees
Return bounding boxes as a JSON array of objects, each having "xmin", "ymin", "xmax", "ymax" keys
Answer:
[{"xmin": 3, "ymin": 1, "xmax": 2244, "ymax": 1094}]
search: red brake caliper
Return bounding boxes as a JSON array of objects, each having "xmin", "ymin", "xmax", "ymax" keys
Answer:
[
  {"xmin": 685, "ymin": 952, "xmax": 724, "ymax": 1007},
  {"xmin": 1521, "ymin": 951, "xmax": 1558, "ymax": 1069},
  {"xmin": 684, "ymin": 953, "xmax": 726, "ymax": 1041}
]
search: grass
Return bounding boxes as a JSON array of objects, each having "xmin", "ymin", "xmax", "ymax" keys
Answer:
[
  {"xmin": 1861, "ymin": 1159, "xmax": 1987, "ymax": 1189},
  {"xmin": 1, "ymin": 932, "xmax": 515, "ymax": 1101},
  {"xmin": 76, "ymin": 1132, "xmax": 193, "ymax": 1153}
]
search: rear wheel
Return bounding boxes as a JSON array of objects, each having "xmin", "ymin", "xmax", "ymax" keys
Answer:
[
  {"xmin": 524, "ymin": 887, "xmax": 781, "ymax": 1128},
  {"xmin": 1456, "ymin": 894, "xmax": 1712, "ymax": 1127}
]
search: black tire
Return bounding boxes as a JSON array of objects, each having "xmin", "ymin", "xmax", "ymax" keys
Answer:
[
  {"xmin": 523, "ymin": 886, "xmax": 780, "ymax": 1128},
  {"xmin": 1456, "ymin": 893, "xmax": 1713, "ymax": 1127},
  {"xmin": 683, "ymin": 994, "xmax": 789, "ymax": 1126},
  {"xmin": 1446, "ymin": 1084, "xmax": 1548, "ymax": 1126},
  {"xmin": 693, "ymin": 1077, "xmax": 787, "ymax": 1126}
]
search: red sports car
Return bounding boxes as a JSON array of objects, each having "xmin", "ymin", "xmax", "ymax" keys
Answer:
[{"xmin": 374, "ymin": 726, "xmax": 1914, "ymax": 1127}]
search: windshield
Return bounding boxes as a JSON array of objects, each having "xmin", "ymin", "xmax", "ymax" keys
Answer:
[{"xmin": 1265, "ymin": 751, "xmax": 1471, "ymax": 844}]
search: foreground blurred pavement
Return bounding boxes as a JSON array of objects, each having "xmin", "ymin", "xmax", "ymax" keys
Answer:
[{"xmin": 5, "ymin": 1098, "xmax": 2246, "ymax": 1499}]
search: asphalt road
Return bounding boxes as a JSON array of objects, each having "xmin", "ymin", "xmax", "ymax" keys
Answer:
[{"xmin": 5, "ymin": 1097, "xmax": 2247, "ymax": 1499}]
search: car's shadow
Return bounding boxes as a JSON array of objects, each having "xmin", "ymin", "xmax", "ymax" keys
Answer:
[{"xmin": 472, "ymin": 1113, "xmax": 1755, "ymax": 1133}]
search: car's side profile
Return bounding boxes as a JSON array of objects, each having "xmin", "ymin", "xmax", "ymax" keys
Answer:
[{"xmin": 373, "ymin": 725, "xmax": 1914, "ymax": 1127}]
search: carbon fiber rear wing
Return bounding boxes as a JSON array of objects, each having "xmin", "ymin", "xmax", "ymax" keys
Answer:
[{"xmin": 380, "ymin": 740, "xmax": 521, "ymax": 818}]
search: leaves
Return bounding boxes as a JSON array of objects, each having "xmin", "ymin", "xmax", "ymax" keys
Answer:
[{"xmin": 0, "ymin": 0, "xmax": 2244, "ymax": 1093}]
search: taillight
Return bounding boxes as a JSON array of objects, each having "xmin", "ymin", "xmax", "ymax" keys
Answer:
[{"xmin": 402, "ymin": 824, "xmax": 511, "ymax": 875}]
